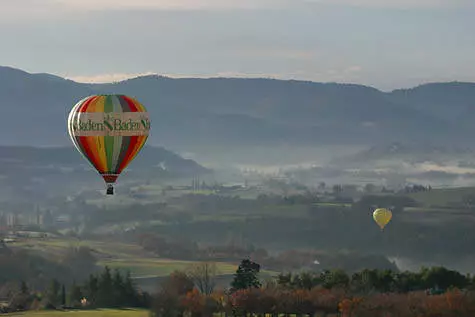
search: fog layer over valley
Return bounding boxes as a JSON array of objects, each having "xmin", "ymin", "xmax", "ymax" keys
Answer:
[{"xmin": 1, "ymin": 67, "xmax": 475, "ymax": 291}]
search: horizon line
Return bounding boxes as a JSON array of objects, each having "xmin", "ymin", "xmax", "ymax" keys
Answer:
[{"xmin": 1, "ymin": 65, "xmax": 474, "ymax": 92}]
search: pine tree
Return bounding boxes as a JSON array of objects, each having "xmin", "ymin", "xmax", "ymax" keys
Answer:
[
  {"xmin": 230, "ymin": 259, "xmax": 261, "ymax": 291},
  {"xmin": 123, "ymin": 271, "xmax": 138, "ymax": 307},
  {"xmin": 61, "ymin": 285, "xmax": 66, "ymax": 307},
  {"xmin": 20, "ymin": 281, "xmax": 29, "ymax": 295},
  {"xmin": 112, "ymin": 269, "xmax": 125, "ymax": 307},
  {"xmin": 47, "ymin": 279, "xmax": 61, "ymax": 307},
  {"xmin": 69, "ymin": 281, "xmax": 83, "ymax": 307},
  {"xmin": 98, "ymin": 266, "xmax": 114, "ymax": 307},
  {"xmin": 84, "ymin": 274, "xmax": 99, "ymax": 307}
]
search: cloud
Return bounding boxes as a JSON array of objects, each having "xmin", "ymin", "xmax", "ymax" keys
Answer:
[
  {"xmin": 0, "ymin": 0, "xmax": 290, "ymax": 22},
  {"xmin": 9, "ymin": 0, "xmax": 469, "ymax": 16},
  {"xmin": 345, "ymin": 66, "xmax": 363, "ymax": 73},
  {"xmin": 1, "ymin": 0, "xmax": 471, "ymax": 22},
  {"xmin": 38, "ymin": 0, "xmax": 288, "ymax": 11},
  {"xmin": 64, "ymin": 67, "xmax": 364, "ymax": 84},
  {"xmin": 301, "ymin": 0, "xmax": 472, "ymax": 9},
  {"xmin": 65, "ymin": 71, "xmax": 289, "ymax": 83},
  {"xmin": 233, "ymin": 49, "xmax": 316, "ymax": 61},
  {"xmin": 66, "ymin": 72, "xmax": 157, "ymax": 83}
]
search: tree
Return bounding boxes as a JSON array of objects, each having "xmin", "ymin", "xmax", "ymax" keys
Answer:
[
  {"xmin": 318, "ymin": 182, "xmax": 326, "ymax": 191},
  {"xmin": 152, "ymin": 271, "xmax": 193, "ymax": 317},
  {"xmin": 97, "ymin": 266, "xmax": 114, "ymax": 307},
  {"xmin": 20, "ymin": 281, "xmax": 28, "ymax": 295},
  {"xmin": 47, "ymin": 279, "xmax": 60, "ymax": 307},
  {"xmin": 61, "ymin": 246, "xmax": 97, "ymax": 280},
  {"xmin": 364, "ymin": 183, "xmax": 376, "ymax": 194},
  {"xmin": 61, "ymin": 285, "xmax": 66, "ymax": 307},
  {"xmin": 320, "ymin": 269, "xmax": 349, "ymax": 289},
  {"xmin": 69, "ymin": 281, "xmax": 83, "ymax": 307},
  {"xmin": 162, "ymin": 270, "xmax": 195, "ymax": 296},
  {"xmin": 83, "ymin": 274, "xmax": 99, "ymax": 306},
  {"xmin": 231, "ymin": 259, "xmax": 261, "ymax": 291},
  {"xmin": 112, "ymin": 269, "xmax": 125, "ymax": 307},
  {"xmin": 187, "ymin": 262, "xmax": 218, "ymax": 295},
  {"xmin": 123, "ymin": 271, "xmax": 139, "ymax": 307},
  {"xmin": 182, "ymin": 288, "xmax": 205, "ymax": 317},
  {"xmin": 332, "ymin": 185, "xmax": 343, "ymax": 195},
  {"xmin": 420, "ymin": 266, "xmax": 469, "ymax": 291}
]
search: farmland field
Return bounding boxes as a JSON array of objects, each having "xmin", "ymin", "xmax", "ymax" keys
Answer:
[
  {"xmin": 9, "ymin": 239, "xmax": 240, "ymax": 278},
  {"xmin": 409, "ymin": 187, "xmax": 475, "ymax": 207},
  {"xmin": 2, "ymin": 309, "xmax": 148, "ymax": 317}
]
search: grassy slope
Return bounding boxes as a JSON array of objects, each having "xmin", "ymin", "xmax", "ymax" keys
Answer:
[
  {"xmin": 10, "ymin": 238, "xmax": 276, "ymax": 279},
  {"xmin": 409, "ymin": 187, "xmax": 475, "ymax": 208},
  {"xmin": 3, "ymin": 309, "xmax": 148, "ymax": 317}
]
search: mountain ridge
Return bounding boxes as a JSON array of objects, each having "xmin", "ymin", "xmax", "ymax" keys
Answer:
[{"xmin": 1, "ymin": 66, "xmax": 474, "ymax": 151}]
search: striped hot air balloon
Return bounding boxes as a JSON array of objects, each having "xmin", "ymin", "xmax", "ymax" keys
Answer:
[{"xmin": 67, "ymin": 95, "xmax": 150, "ymax": 195}]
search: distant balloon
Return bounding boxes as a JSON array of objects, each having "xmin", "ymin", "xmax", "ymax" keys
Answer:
[
  {"xmin": 373, "ymin": 208, "xmax": 392, "ymax": 230},
  {"xmin": 67, "ymin": 95, "xmax": 150, "ymax": 195}
]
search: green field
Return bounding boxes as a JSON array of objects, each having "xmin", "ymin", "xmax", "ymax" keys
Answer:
[
  {"xmin": 10, "ymin": 238, "xmax": 276, "ymax": 280},
  {"xmin": 3, "ymin": 309, "xmax": 148, "ymax": 317},
  {"xmin": 10, "ymin": 239, "xmax": 242, "ymax": 279},
  {"xmin": 409, "ymin": 187, "xmax": 475, "ymax": 207}
]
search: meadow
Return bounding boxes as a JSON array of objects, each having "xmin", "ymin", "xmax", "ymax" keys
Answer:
[
  {"xmin": 2, "ymin": 309, "xmax": 148, "ymax": 317},
  {"xmin": 10, "ymin": 239, "xmax": 238, "ymax": 279}
]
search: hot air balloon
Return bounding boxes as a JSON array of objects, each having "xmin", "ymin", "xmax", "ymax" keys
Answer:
[
  {"xmin": 67, "ymin": 95, "xmax": 150, "ymax": 195},
  {"xmin": 373, "ymin": 208, "xmax": 392, "ymax": 230}
]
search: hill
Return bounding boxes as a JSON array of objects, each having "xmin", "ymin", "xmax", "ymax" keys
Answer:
[
  {"xmin": 1, "ymin": 66, "xmax": 474, "ymax": 153},
  {"xmin": 0, "ymin": 145, "xmax": 209, "ymax": 201},
  {"xmin": 332, "ymin": 142, "xmax": 475, "ymax": 166},
  {"xmin": 2, "ymin": 309, "xmax": 148, "ymax": 316},
  {"xmin": 0, "ymin": 145, "xmax": 207, "ymax": 174}
]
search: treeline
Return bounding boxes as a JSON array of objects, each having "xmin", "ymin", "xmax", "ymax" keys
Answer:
[
  {"xmin": 4, "ymin": 257, "xmax": 475, "ymax": 316},
  {"xmin": 72, "ymin": 187, "xmax": 475, "ymax": 260},
  {"xmin": 137, "ymin": 234, "xmax": 397, "ymax": 273},
  {"xmin": 0, "ymin": 246, "xmax": 97, "ymax": 291},
  {"xmin": 2, "ymin": 266, "xmax": 150, "ymax": 313},
  {"xmin": 151, "ymin": 260, "xmax": 475, "ymax": 317}
]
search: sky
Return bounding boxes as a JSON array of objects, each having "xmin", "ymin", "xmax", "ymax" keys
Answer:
[{"xmin": 0, "ymin": 0, "xmax": 474, "ymax": 90}]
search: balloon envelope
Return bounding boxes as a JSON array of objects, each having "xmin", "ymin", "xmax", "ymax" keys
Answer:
[
  {"xmin": 67, "ymin": 95, "xmax": 150, "ymax": 194},
  {"xmin": 373, "ymin": 208, "xmax": 392, "ymax": 230}
]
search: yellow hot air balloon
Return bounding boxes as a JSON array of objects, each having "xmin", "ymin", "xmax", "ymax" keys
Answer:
[{"xmin": 373, "ymin": 208, "xmax": 392, "ymax": 230}]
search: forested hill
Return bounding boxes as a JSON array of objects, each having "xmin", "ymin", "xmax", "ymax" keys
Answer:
[{"xmin": 1, "ymin": 66, "xmax": 475, "ymax": 148}]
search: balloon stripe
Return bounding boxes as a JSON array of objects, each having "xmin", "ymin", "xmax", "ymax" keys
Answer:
[
  {"xmin": 96, "ymin": 99, "xmax": 108, "ymax": 173},
  {"xmin": 75, "ymin": 97, "xmax": 106, "ymax": 172},
  {"xmin": 117, "ymin": 95, "xmax": 149, "ymax": 172},
  {"xmin": 67, "ymin": 101, "xmax": 82, "ymax": 150},
  {"xmin": 76, "ymin": 96, "xmax": 95, "ymax": 113},
  {"xmin": 78, "ymin": 136, "xmax": 102, "ymax": 172},
  {"xmin": 79, "ymin": 96, "xmax": 98, "ymax": 112},
  {"xmin": 114, "ymin": 136, "xmax": 131, "ymax": 174},
  {"xmin": 122, "ymin": 95, "xmax": 139, "ymax": 112},
  {"xmin": 121, "ymin": 135, "xmax": 148, "ymax": 173},
  {"xmin": 118, "ymin": 95, "xmax": 131, "ymax": 112},
  {"xmin": 68, "ymin": 99, "xmax": 97, "ymax": 168},
  {"xmin": 104, "ymin": 96, "xmax": 114, "ymax": 172},
  {"xmin": 125, "ymin": 135, "xmax": 148, "ymax": 170},
  {"xmin": 73, "ymin": 135, "xmax": 96, "ymax": 168},
  {"xmin": 110, "ymin": 96, "xmax": 124, "ymax": 172},
  {"xmin": 130, "ymin": 97, "xmax": 144, "ymax": 112},
  {"xmin": 88, "ymin": 96, "xmax": 108, "ymax": 173},
  {"xmin": 117, "ymin": 136, "xmax": 139, "ymax": 173}
]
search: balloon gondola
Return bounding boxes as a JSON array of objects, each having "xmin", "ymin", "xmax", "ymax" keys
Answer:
[{"xmin": 67, "ymin": 95, "xmax": 150, "ymax": 195}]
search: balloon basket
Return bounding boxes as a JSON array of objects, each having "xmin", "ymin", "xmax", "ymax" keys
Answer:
[{"xmin": 106, "ymin": 184, "xmax": 114, "ymax": 195}]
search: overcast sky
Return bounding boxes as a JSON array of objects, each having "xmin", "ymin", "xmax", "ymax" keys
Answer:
[{"xmin": 1, "ymin": 0, "xmax": 474, "ymax": 90}]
